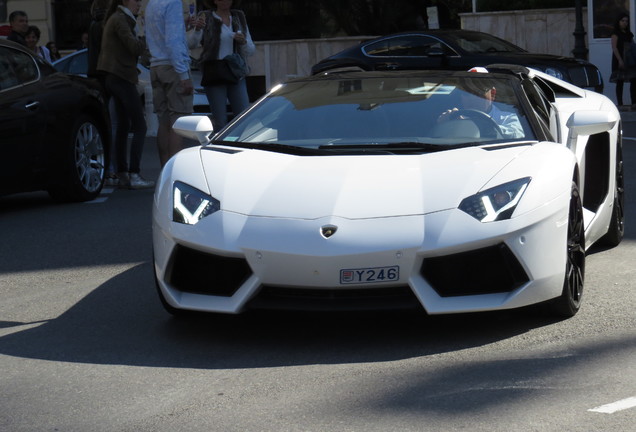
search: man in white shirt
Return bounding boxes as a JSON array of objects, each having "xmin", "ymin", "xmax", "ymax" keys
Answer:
[
  {"xmin": 145, "ymin": 0, "xmax": 194, "ymax": 166},
  {"xmin": 437, "ymin": 83, "xmax": 525, "ymax": 139}
]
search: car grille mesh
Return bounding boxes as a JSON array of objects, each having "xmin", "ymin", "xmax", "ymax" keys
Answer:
[
  {"xmin": 168, "ymin": 245, "xmax": 252, "ymax": 296},
  {"xmin": 248, "ymin": 286, "xmax": 421, "ymax": 311},
  {"xmin": 421, "ymin": 243, "xmax": 529, "ymax": 297}
]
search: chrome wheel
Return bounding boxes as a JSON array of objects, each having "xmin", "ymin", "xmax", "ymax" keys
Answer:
[
  {"xmin": 48, "ymin": 115, "xmax": 106, "ymax": 202},
  {"xmin": 74, "ymin": 121, "xmax": 105, "ymax": 194}
]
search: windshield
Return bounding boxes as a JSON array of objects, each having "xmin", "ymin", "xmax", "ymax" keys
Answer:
[
  {"xmin": 453, "ymin": 33, "xmax": 524, "ymax": 54},
  {"xmin": 218, "ymin": 74, "xmax": 535, "ymax": 153}
]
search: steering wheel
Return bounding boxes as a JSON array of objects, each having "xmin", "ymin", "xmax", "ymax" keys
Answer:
[{"xmin": 450, "ymin": 109, "xmax": 503, "ymax": 139}]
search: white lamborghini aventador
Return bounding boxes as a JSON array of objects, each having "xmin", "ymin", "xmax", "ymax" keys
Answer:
[{"xmin": 152, "ymin": 65, "xmax": 624, "ymax": 318}]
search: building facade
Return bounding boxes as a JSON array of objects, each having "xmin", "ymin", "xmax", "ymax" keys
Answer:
[{"xmin": 1, "ymin": 0, "xmax": 634, "ymax": 103}]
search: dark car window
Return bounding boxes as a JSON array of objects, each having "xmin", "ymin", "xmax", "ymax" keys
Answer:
[
  {"xmin": 363, "ymin": 35, "xmax": 456, "ymax": 58},
  {"xmin": 453, "ymin": 32, "xmax": 523, "ymax": 54},
  {"xmin": 0, "ymin": 46, "xmax": 38, "ymax": 90}
]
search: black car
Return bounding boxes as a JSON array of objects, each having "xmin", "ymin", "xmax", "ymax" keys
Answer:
[
  {"xmin": 0, "ymin": 39, "xmax": 110, "ymax": 202},
  {"xmin": 311, "ymin": 30, "xmax": 603, "ymax": 92}
]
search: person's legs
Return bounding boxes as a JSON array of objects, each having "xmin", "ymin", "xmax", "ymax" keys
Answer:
[
  {"xmin": 152, "ymin": 65, "xmax": 193, "ymax": 166},
  {"xmin": 205, "ymin": 84, "xmax": 229, "ymax": 130},
  {"xmin": 105, "ymin": 74, "xmax": 130, "ymax": 177},
  {"xmin": 629, "ymin": 78, "xmax": 636, "ymax": 106},
  {"xmin": 156, "ymin": 119, "xmax": 172, "ymax": 167},
  {"xmin": 115, "ymin": 81, "xmax": 147, "ymax": 174},
  {"xmin": 227, "ymin": 79, "xmax": 250, "ymax": 119},
  {"xmin": 160, "ymin": 113, "xmax": 186, "ymax": 166},
  {"xmin": 107, "ymin": 97, "xmax": 118, "ymax": 173},
  {"xmin": 616, "ymin": 80, "xmax": 625, "ymax": 106}
]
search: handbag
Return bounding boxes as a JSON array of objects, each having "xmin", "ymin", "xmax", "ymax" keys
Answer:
[
  {"xmin": 201, "ymin": 59, "xmax": 237, "ymax": 86},
  {"xmin": 224, "ymin": 52, "xmax": 249, "ymax": 81},
  {"xmin": 200, "ymin": 54, "xmax": 248, "ymax": 86}
]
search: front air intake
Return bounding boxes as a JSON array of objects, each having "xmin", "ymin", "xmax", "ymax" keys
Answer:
[
  {"xmin": 421, "ymin": 243, "xmax": 529, "ymax": 297},
  {"xmin": 167, "ymin": 245, "xmax": 252, "ymax": 296}
]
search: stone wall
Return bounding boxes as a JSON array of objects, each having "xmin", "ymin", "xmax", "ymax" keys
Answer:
[
  {"xmin": 248, "ymin": 8, "xmax": 588, "ymax": 92},
  {"xmin": 459, "ymin": 8, "xmax": 585, "ymax": 58},
  {"xmin": 250, "ymin": 36, "xmax": 375, "ymax": 90}
]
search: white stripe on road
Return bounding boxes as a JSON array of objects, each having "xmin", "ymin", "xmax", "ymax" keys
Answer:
[
  {"xmin": 623, "ymin": 136, "xmax": 636, "ymax": 141},
  {"xmin": 85, "ymin": 187, "xmax": 116, "ymax": 204},
  {"xmin": 588, "ymin": 396, "xmax": 636, "ymax": 414}
]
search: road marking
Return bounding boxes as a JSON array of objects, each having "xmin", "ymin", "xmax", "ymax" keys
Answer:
[
  {"xmin": 588, "ymin": 396, "xmax": 636, "ymax": 414},
  {"xmin": 85, "ymin": 187, "xmax": 116, "ymax": 204},
  {"xmin": 623, "ymin": 136, "xmax": 636, "ymax": 141}
]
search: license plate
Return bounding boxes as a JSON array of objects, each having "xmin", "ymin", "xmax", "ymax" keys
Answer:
[{"xmin": 340, "ymin": 266, "xmax": 400, "ymax": 284}]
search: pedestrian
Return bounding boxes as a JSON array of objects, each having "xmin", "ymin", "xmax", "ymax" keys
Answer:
[
  {"xmin": 145, "ymin": 0, "xmax": 195, "ymax": 166},
  {"xmin": 79, "ymin": 31, "xmax": 89, "ymax": 50},
  {"xmin": 197, "ymin": 0, "xmax": 255, "ymax": 130},
  {"xmin": 24, "ymin": 25, "xmax": 52, "ymax": 63},
  {"xmin": 46, "ymin": 41, "xmax": 61, "ymax": 61},
  {"xmin": 7, "ymin": 10, "xmax": 28, "ymax": 46},
  {"xmin": 610, "ymin": 12, "xmax": 636, "ymax": 108},
  {"xmin": 97, "ymin": 0, "xmax": 155, "ymax": 189},
  {"xmin": 88, "ymin": 0, "xmax": 120, "ymax": 186}
]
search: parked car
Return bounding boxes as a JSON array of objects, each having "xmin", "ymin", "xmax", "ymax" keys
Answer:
[
  {"xmin": 311, "ymin": 30, "xmax": 604, "ymax": 92},
  {"xmin": 0, "ymin": 39, "xmax": 110, "ymax": 202},
  {"xmin": 52, "ymin": 48, "xmax": 210, "ymax": 115},
  {"xmin": 152, "ymin": 65, "xmax": 623, "ymax": 318}
]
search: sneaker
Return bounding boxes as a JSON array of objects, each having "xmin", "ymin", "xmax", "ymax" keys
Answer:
[
  {"xmin": 117, "ymin": 172, "xmax": 130, "ymax": 189},
  {"xmin": 104, "ymin": 172, "xmax": 119, "ymax": 187},
  {"xmin": 129, "ymin": 173, "xmax": 155, "ymax": 189}
]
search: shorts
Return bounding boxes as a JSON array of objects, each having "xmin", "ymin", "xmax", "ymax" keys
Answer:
[{"xmin": 150, "ymin": 65, "xmax": 193, "ymax": 125}]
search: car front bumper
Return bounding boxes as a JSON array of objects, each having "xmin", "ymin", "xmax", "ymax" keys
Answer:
[{"xmin": 152, "ymin": 190, "xmax": 570, "ymax": 315}]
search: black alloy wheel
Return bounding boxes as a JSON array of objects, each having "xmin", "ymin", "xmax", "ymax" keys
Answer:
[
  {"xmin": 548, "ymin": 182, "xmax": 585, "ymax": 317},
  {"xmin": 600, "ymin": 141, "xmax": 625, "ymax": 247}
]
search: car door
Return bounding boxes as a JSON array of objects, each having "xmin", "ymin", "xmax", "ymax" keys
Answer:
[
  {"xmin": 361, "ymin": 34, "xmax": 458, "ymax": 70},
  {"xmin": 0, "ymin": 45, "xmax": 51, "ymax": 185}
]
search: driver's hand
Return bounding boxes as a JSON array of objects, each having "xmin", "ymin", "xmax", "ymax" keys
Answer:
[{"xmin": 437, "ymin": 107, "xmax": 460, "ymax": 123}]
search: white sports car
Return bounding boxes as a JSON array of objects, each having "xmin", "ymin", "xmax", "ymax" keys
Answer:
[{"xmin": 152, "ymin": 65, "xmax": 624, "ymax": 318}]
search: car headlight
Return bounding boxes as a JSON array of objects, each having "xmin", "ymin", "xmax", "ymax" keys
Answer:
[
  {"xmin": 543, "ymin": 67, "xmax": 564, "ymax": 80},
  {"xmin": 459, "ymin": 177, "xmax": 531, "ymax": 222},
  {"xmin": 173, "ymin": 181, "xmax": 220, "ymax": 224}
]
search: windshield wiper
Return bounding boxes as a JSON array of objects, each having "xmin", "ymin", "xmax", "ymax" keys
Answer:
[
  {"xmin": 319, "ymin": 142, "xmax": 467, "ymax": 154},
  {"xmin": 208, "ymin": 140, "xmax": 325, "ymax": 155}
]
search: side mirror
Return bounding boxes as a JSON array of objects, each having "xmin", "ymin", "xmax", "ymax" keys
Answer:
[
  {"xmin": 172, "ymin": 115, "xmax": 214, "ymax": 145},
  {"xmin": 566, "ymin": 110, "xmax": 618, "ymax": 136},
  {"xmin": 565, "ymin": 110, "xmax": 618, "ymax": 152}
]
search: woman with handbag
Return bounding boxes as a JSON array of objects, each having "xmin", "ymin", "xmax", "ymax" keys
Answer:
[
  {"xmin": 610, "ymin": 13, "xmax": 636, "ymax": 108},
  {"xmin": 197, "ymin": 0, "xmax": 255, "ymax": 129}
]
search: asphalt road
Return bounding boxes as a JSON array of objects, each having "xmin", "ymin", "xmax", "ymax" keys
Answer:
[{"xmin": 0, "ymin": 127, "xmax": 635, "ymax": 431}]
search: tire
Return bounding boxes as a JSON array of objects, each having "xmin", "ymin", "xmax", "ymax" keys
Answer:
[
  {"xmin": 547, "ymin": 182, "xmax": 585, "ymax": 317},
  {"xmin": 48, "ymin": 115, "xmax": 106, "ymax": 202},
  {"xmin": 599, "ymin": 142, "xmax": 625, "ymax": 247}
]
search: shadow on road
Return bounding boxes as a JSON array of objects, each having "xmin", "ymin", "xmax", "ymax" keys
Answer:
[{"xmin": 0, "ymin": 261, "xmax": 569, "ymax": 370}]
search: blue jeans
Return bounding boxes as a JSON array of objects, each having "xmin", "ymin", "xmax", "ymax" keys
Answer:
[
  {"xmin": 204, "ymin": 79, "xmax": 249, "ymax": 130},
  {"xmin": 105, "ymin": 74, "xmax": 147, "ymax": 173}
]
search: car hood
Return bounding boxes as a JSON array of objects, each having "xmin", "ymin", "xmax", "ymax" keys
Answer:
[{"xmin": 197, "ymin": 144, "xmax": 531, "ymax": 219}]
